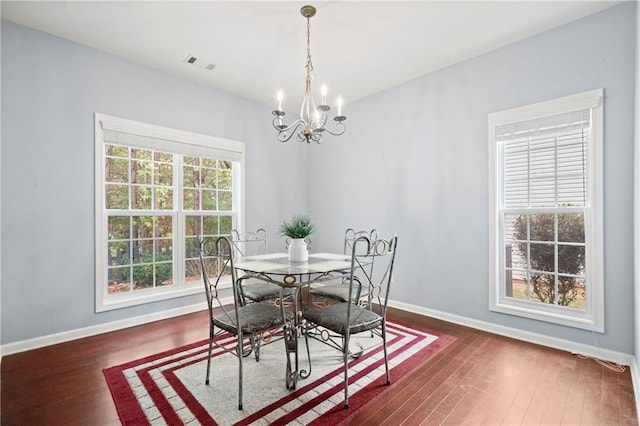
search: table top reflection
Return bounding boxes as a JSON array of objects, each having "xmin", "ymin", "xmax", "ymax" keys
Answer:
[{"xmin": 234, "ymin": 252, "xmax": 352, "ymax": 276}]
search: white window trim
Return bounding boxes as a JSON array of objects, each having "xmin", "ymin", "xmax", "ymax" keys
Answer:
[
  {"xmin": 94, "ymin": 113, "xmax": 245, "ymax": 312},
  {"xmin": 488, "ymin": 89, "xmax": 604, "ymax": 332}
]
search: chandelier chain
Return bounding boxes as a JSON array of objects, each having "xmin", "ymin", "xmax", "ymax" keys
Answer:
[{"xmin": 305, "ymin": 17, "xmax": 314, "ymax": 76}]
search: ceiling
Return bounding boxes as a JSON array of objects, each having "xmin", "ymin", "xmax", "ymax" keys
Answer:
[{"xmin": 2, "ymin": 1, "xmax": 621, "ymax": 111}]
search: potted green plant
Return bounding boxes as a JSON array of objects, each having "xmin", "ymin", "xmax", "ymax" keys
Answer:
[{"xmin": 280, "ymin": 215, "xmax": 314, "ymax": 262}]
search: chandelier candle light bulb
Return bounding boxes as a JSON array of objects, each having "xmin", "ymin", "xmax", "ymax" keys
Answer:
[{"xmin": 271, "ymin": 5, "xmax": 347, "ymax": 144}]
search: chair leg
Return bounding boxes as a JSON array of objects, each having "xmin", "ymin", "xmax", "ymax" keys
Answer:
[
  {"xmin": 382, "ymin": 322, "xmax": 390, "ymax": 385},
  {"xmin": 205, "ymin": 323, "xmax": 214, "ymax": 385},
  {"xmin": 343, "ymin": 335, "xmax": 350, "ymax": 409},
  {"xmin": 238, "ymin": 331, "xmax": 244, "ymax": 410}
]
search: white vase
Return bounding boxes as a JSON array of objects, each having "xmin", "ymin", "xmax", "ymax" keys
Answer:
[{"xmin": 288, "ymin": 238, "xmax": 309, "ymax": 263}]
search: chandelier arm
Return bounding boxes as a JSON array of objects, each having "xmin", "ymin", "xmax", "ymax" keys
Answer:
[
  {"xmin": 276, "ymin": 121, "xmax": 305, "ymax": 143},
  {"xmin": 323, "ymin": 121, "xmax": 346, "ymax": 136},
  {"xmin": 272, "ymin": 117, "xmax": 303, "ymax": 133}
]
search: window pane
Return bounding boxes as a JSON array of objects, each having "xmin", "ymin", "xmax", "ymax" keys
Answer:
[
  {"xmin": 156, "ymin": 239, "xmax": 173, "ymax": 261},
  {"xmin": 131, "ymin": 160, "xmax": 152, "ymax": 184},
  {"xmin": 106, "ymin": 185, "xmax": 129, "ymax": 209},
  {"xmin": 132, "ymin": 240, "xmax": 152, "ymax": 264},
  {"xmin": 154, "ymin": 188, "xmax": 173, "ymax": 210},
  {"xmin": 220, "ymin": 215, "xmax": 232, "ymax": 234},
  {"xmin": 529, "ymin": 214, "xmax": 554, "ymax": 242},
  {"xmin": 202, "ymin": 158, "xmax": 216, "ymax": 168},
  {"xmin": 183, "ymin": 166, "xmax": 198, "ymax": 188},
  {"xmin": 132, "ymin": 265, "xmax": 153, "ymax": 289},
  {"xmin": 203, "ymin": 216, "xmax": 218, "ymax": 235},
  {"xmin": 558, "ymin": 213, "xmax": 584, "ymax": 243},
  {"xmin": 218, "ymin": 169, "xmax": 232, "ymax": 190},
  {"xmin": 106, "ymin": 158, "xmax": 129, "ymax": 183},
  {"xmin": 108, "ymin": 241, "xmax": 130, "ymax": 266},
  {"xmin": 106, "ymin": 144, "xmax": 128, "ymax": 158},
  {"xmin": 154, "ymin": 152, "xmax": 173, "ymax": 163},
  {"xmin": 529, "ymin": 243, "xmax": 554, "ymax": 274},
  {"xmin": 183, "ymin": 189, "xmax": 199, "ymax": 210},
  {"xmin": 185, "ymin": 259, "xmax": 201, "ymax": 282},
  {"xmin": 505, "ymin": 214, "xmax": 526, "ymax": 242},
  {"xmin": 132, "ymin": 148, "xmax": 152, "ymax": 160},
  {"xmin": 530, "ymin": 273, "xmax": 555, "ymax": 304},
  {"xmin": 184, "ymin": 156, "xmax": 199, "ymax": 166},
  {"xmin": 154, "ymin": 163, "xmax": 173, "ymax": 186},
  {"xmin": 108, "ymin": 216, "xmax": 130, "ymax": 240},
  {"xmin": 108, "ymin": 267, "xmax": 130, "ymax": 293},
  {"xmin": 219, "ymin": 191, "xmax": 232, "ymax": 210},
  {"xmin": 507, "ymin": 269, "xmax": 527, "ymax": 301},
  {"xmin": 558, "ymin": 244, "xmax": 584, "ymax": 275},
  {"xmin": 559, "ymin": 276, "xmax": 585, "ymax": 309},
  {"xmin": 201, "ymin": 167, "xmax": 216, "ymax": 188},
  {"xmin": 185, "ymin": 216, "xmax": 201, "ymax": 237},
  {"xmin": 185, "ymin": 237, "xmax": 200, "ymax": 259},
  {"xmin": 132, "ymin": 216, "xmax": 153, "ymax": 239},
  {"xmin": 203, "ymin": 190, "xmax": 216, "ymax": 210},
  {"xmin": 156, "ymin": 263, "xmax": 173, "ymax": 286},
  {"xmin": 132, "ymin": 186, "xmax": 152, "ymax": 209},
  {"xmin": 155, "ymin": 216, "xmax": 172, "ymax": 238}
]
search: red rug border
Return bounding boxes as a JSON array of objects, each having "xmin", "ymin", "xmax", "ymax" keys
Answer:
[{"xmin": 103, "ymin": 320, "xmax": 456, "ymax": 425}]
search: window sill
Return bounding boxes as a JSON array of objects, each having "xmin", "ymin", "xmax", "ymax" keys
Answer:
[
  {"xmin": 490, "ymin": 298, "xmax": 603, "ymax": 333},
  {"xmin": 96, "ymin": 279, "xmax": 231, "ymax": 312}
]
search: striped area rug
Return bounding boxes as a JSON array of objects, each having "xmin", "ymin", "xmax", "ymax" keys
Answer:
[{"xmin": 103, "ymin": 320, "xmax": 454, "ymax": 425}]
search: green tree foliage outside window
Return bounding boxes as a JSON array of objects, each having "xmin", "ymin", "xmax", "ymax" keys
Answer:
[{"xmin": 512, "ymin": 213, "xmax": 585, "ymax": 307}]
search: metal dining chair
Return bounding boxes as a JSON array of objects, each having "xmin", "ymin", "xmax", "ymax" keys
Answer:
[
  {"xmin": 309, "ymin": 228, "xmax": 378, "ymax": 305},
  {"xmin": 230, "ymin": 228, "xmax": 293, "ymax": 305},
  {"xmin": 199, "ymin": 236, "xmax": 286, "ymax": 410},
  {"xmin": 302, "ymin": 234, "xmax": 398, "ymax": 409}
]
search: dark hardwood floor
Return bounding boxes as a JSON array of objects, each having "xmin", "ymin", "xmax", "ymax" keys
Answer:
[{"xmin": 1, "ymin": 307, "xmax": 637, "ymax": 425}]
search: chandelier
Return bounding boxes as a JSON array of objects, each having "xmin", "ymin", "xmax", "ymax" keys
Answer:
[{"xmin": 272, "ymin": 5, "xmax": 346, "ymax": 144}]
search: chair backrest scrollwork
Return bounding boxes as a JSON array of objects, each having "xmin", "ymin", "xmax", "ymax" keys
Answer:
[
  {"xmin": 230, "ymin": 228, "xmax": 268, "ymax": 258},
  {"xmin": 348, "ymin": 234, "xmax": 398, "ymax": 317}
]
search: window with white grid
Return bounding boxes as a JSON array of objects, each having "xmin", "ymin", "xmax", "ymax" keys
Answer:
[
  {"xmin": 489, "ymin": 89, "xmax": 604, "ymax": 332},
  {"xmin": 95, "ymin": 114, "xmax": 244, "ymax": 312}
]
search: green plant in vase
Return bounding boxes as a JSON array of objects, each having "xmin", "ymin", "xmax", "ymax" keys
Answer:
[
  {"xmin": 279, "ymin": 214, "xmax": 315, "ymax": 239},
  {"xmin": 280, "ymin": 215, "xmax": 314, "ymax": 262}
]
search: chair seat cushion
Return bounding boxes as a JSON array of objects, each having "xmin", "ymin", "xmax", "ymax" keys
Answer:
[
  {"xmin": 213, "ymin": 303, "xmax": 285, "ymax": 334},
  {"xmin": 303, "ymin": 303, "xmax": 382, "ymax": 335},
  {"xmin": 310, "ymin": 284, "xmax": 360, "ymax": 303},
  {"xmin": 243, "ymin": 282, "xmax": 293, "ymax": 302}
]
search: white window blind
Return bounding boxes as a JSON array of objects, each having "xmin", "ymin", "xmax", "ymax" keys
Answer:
[
  {"xmin": 99, "ymin": 115, "xmax": 243, "ymax": 162},
  {"xmin": 499, "ymin": 109, "xmax": 590, "ymax": 209}
]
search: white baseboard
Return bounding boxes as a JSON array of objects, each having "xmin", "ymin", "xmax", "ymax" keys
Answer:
[
  {"xmin": 2, "ymin": 297, "xmax": 634, "ymax": 369},
  {"xmin": 388, "ymin": 299, "xmax": 635, "ymax": 366},
  {"xmin": 0, "ymin": 298, "xmax": 230, "ymax": 357}
]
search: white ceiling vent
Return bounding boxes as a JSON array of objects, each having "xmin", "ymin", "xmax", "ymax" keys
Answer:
[{"xmin": 183, "ymin": 54, "xmax": 215, "ymax": 71}]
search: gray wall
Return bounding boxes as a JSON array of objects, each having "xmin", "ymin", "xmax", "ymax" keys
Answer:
[
  {"xmin": 0, "ymin": 21, "xmax": 308, "ymax": 344},
  {"xmin": 309, "ymin": 2, "xmax": 637, "ymax": 354}
]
